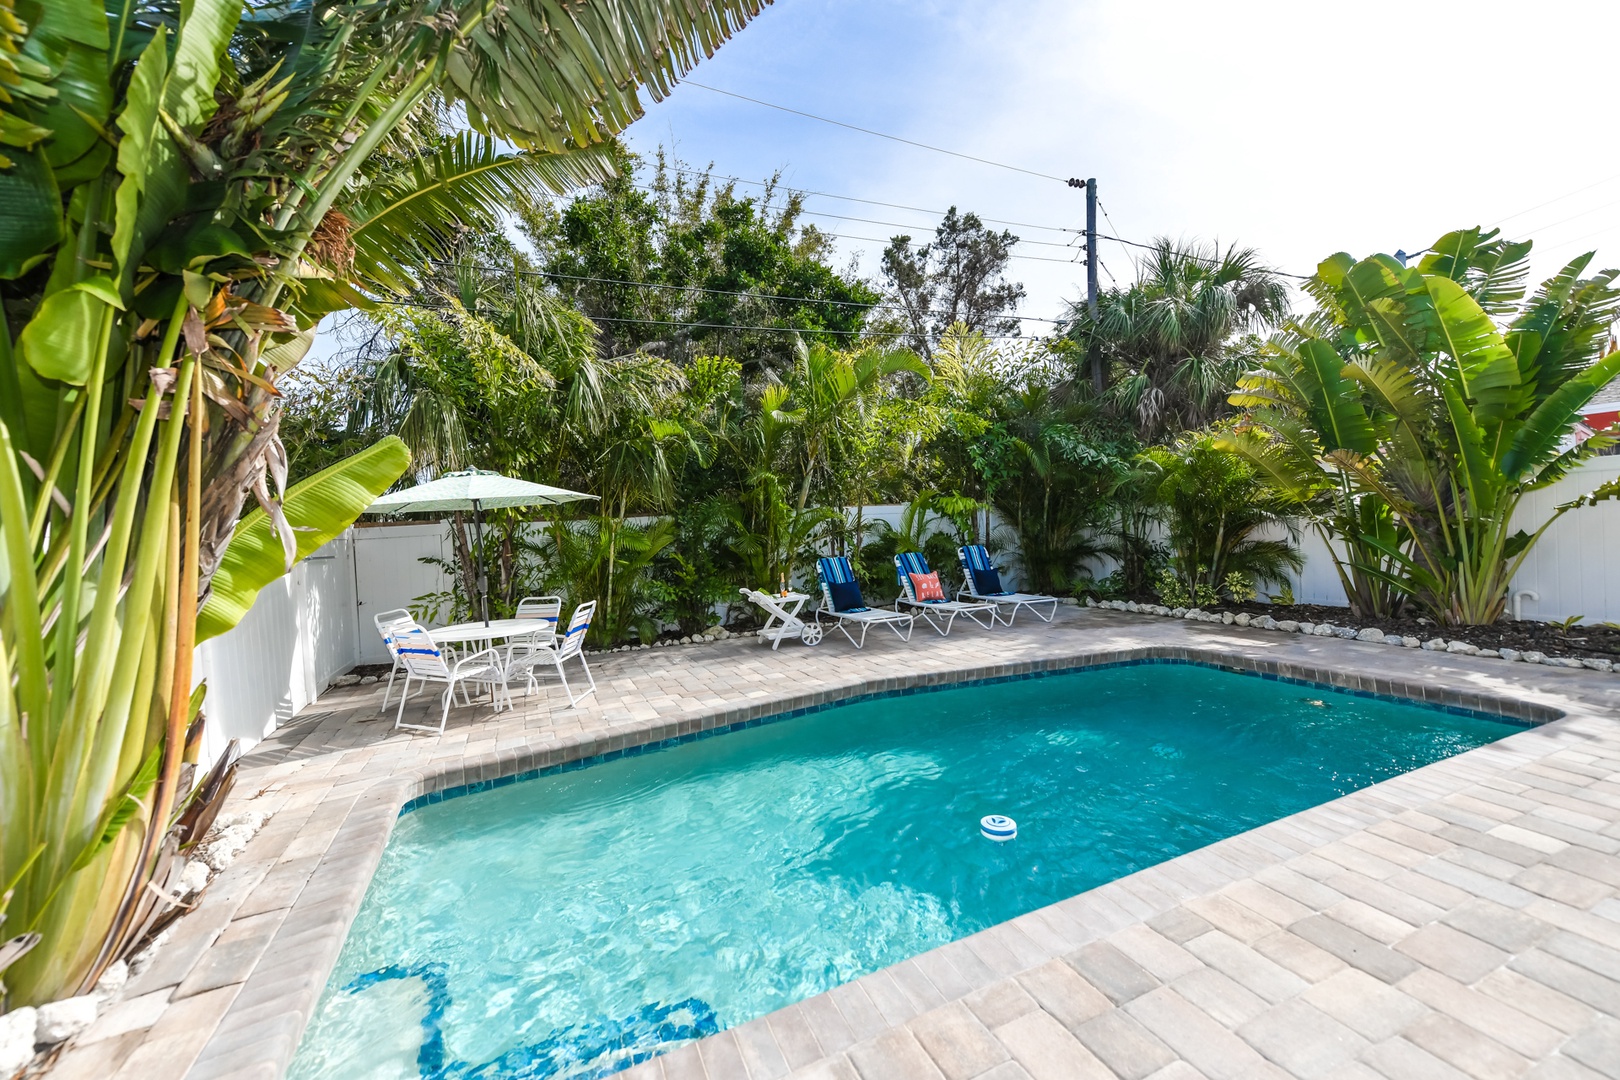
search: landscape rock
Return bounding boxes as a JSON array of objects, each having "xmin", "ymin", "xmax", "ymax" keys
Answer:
[
  {"xmin": 1583, "ymin": 658, "xmax": 1614, "ymax": 672},
  {"xmin": 1183, "ymin": 609, "xmax": 1203, "ymax": 620},
  {"xmin": 1498, "ymin": 648, "xmax": 1521, "ymax": 662},
  {"xmin": 1422, "ymin": 638, "xmax": 1447, "ymax": 651},
  {"xmin": 1402, "ymin": 636, "xmax": 1421, "ymax": 648},
  {"xmin": 1356, "ymin": 628, "xmax": 1386, "ymax": 643},
  {"xmin": 1221, "ymin": 612, "xmax": 1235, "ymax": 624},
  {"xmin": 1313, "ymin": 624, "xmax": 1336, "ymax": 637},
  {"xmin": 1125, "ymin": 601, "xmax": 1140, "ymax": 612},
  {"xmin": 1445, "ymin": 640, "xmax": 1479, "ymax": 655},
  {"xmin": 359, "ymin": 675, "xmax": 378, "ymax": 685},
  {"xmin": 1298, "ymin": 623, "xmax": 1315, "ymax": 634},
  {"xmin": 1084, "ymin": 597, "xmax": 1096, "ymax": 607},
  {"xmin": 1522, "ymin": 651, "xmax": 1546, "ymax": 664},
  {"xmin": 1171, "ymin": 608, "xmax": 1188, "ymax": 618},
  {"xmin": 177, "ymin": 858, "xmax": 210, "ymax": 896},
  {"xmin": 34, "ymin": 996, "xmax": 98, "ymax": 1046},
  {"xmin": 1254, "ymin": 616, "xmax": 1278, "ymax": 630},
  {"xmin": 1274, "ymin": 620, "xmax": 1297, "ymax": 633},
  {"xmin": 92, "ymin": 961, "xmax": 128, "ymax": 1009},
  {"xmin": 680, "ymin": 636, "xmax": 691, "ymax": 644},
  {"xmin": 1234, "ymin": 613, "xmax": 1252, "ymax": 627},
  {"xmin": 1334, "ymin": 626, "xmax": 1359, "ymax": 639},
  {"xmin": 0, "ymin": 1007, "xmax": 36, "ymax": 1078},
  {"xmin": 1556, "ymin": 657, "xmax": 1587, "ymax": 669},
  {"xmin": 330, "ymin": 673, "xmax": 361, "ymax": 688}
]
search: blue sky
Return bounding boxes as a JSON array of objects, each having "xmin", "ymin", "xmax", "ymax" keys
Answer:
[{"xmin": 613, "ymin": 0, "xmax": 1620, "ymax": 323}]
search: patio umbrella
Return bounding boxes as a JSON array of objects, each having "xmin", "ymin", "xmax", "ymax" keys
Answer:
[{"xmin": 366, "ymin": 469, "xmax": 597, "ymax": 624}]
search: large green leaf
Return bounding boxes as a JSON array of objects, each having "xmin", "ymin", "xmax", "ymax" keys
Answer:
[
  {"xmin": 111, "ymin": 28, "xmax": 168, "ymax": 282},
  {"xmin": 196, "ymin": 436, "xmax": 411, "ymax": 642},
  {"xmin": 14, "ymin": 0, "xmax": 111, "ymax": 169},
  {"xmin": 1296, "ymin": 339, "xmax": 1375, "ymax": 453},
  {"xmin": 1423, "ymin": 274, "xmax": 1523, "ymax": 420},
  {"xmin": 1502, "ymin": 345, "xmax": 1620, "ymax": 482},
  {"xmin": 0, "ymin": 145, "xmax": 60, "ymax": 278},
  {"xmin": 16, "ymin": 280, "xmax": 119, "ymax": 384}
]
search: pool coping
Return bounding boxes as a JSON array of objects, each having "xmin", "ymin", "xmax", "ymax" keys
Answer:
[{"xmin": 48, "ymin": 612, "xmax": 1620, "ymax": 1080}]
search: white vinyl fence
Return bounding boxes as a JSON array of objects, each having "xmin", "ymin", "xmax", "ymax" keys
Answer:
[{"xmin": 194, "ymin": 461, "xmax": 1620, "ymax": 758}]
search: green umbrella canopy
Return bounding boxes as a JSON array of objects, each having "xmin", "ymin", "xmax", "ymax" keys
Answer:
[{"xmin": 366, "ymin": 469, "xmax": 597, "ymax": 515}]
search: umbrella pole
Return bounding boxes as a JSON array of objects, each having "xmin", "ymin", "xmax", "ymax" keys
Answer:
[{"xmin": 473, "ymin": 499, "xmax": 490, "ymax": 625}]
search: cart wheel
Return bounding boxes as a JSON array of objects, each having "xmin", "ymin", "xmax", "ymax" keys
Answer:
[{"xmin": 800, "ymin": 622, "xmax": 824, "ymax": 646}]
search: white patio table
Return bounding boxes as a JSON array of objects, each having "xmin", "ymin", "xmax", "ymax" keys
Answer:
[{"xmin": 428, "ymin": 618, "xmax": 556, "ymax": 651}]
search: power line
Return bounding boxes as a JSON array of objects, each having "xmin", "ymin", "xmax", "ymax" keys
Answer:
[
  {"xmin": 652, "ymin": 169, "xmax": 1079, "ymax": 233},
  {"xmin": 1497, "ymin": 170, "xmax": 1620, "ymax": 227},
  {"xmin": 682, "ymin": 81, "xmax": 1074, "ymax": 185}
]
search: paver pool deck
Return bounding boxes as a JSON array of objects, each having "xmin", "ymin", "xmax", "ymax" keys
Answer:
[{"xmin": 50, "ymin": 606, "xmax": 1620, "ymax": 1080}]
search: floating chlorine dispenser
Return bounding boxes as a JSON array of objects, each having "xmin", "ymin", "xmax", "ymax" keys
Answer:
[{"xmin": 980, "ymin": 815, "xmax": 1017, "ymax": 842}]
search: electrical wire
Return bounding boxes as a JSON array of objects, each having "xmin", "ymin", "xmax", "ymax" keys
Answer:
[
  {"xmin": 1496, "ymin": 169, "xmax": 1620, "ymax": 227},
  {"xmin": 652, "ymin": 168, "xmax": 1079, "ymax": 233},
  {"xmin": 682, "ymin": 81, "xmax": 1074, "ymax": 184}
]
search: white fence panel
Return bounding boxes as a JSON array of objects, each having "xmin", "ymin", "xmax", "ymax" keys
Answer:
[
  {"xmin": 193, "ymin": 462, "xmax": 1620, "ymax": 760},
  {"xmin": 193, "ymin": 532, "xmax": 358, "ymax": 763}
]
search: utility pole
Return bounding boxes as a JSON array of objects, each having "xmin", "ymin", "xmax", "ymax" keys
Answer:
[{"xmin": 1067, "ymin": 175, "xmax": 1104, "ymax": 392}]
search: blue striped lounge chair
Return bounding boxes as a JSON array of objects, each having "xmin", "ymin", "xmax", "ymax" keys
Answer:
[
  {"xmin": 815, "ymin": 556, "xmax": 914, "ymax": 648},
  {"xmin": 894, "ymin": 551, "xmax": 999, "ymax": 636},
  {"xmin": 956, "ymin": 544, "xmax": 1060, "ymax": 624}
]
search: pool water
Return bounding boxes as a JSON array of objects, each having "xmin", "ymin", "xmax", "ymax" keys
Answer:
[{"xmin": 288, "ymin": 663, "xmax": 1517, "ymax": 1080}]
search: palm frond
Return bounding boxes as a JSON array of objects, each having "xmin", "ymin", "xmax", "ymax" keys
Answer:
[
  {"xmin": 446, "ymin": 0, "xmax": 768, "ymax": 153},
  {"xmin": 344, "ymin": 135, "xmax": 617, "ymax": 293}
]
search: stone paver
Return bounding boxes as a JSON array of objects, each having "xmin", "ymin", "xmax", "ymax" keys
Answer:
[{"xmin": 49, "ymin": 606, "xmax": 1620, "ymax": 1079}]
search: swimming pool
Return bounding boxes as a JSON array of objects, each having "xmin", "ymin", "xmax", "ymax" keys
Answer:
[{"xmin": 288, "ymin": 662, "xmax": 1518, "ymax": 1080}]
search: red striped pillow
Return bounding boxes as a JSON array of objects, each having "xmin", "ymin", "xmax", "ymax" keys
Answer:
[{"xmin": 909, "ymin": 571, "xmax": 946, "ymax": 602}]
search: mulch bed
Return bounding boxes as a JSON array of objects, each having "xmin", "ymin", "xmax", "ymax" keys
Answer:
[{"xmin": 1218, "ymin": 602, "xmax": 1620, "ymax": 663}]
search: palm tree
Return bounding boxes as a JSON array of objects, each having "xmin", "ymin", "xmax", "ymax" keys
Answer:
[
  {"xmin": 1064, "ymin": 240, "xmax": 1290, "ymax": 441},
  {"xmin": 0, "ymin": 0, "xmax": 767, "ymax": 1006}
]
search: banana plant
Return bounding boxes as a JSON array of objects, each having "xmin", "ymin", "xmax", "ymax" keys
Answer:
[
  {"xmin": 0, "ymin": 0, "xmax": 765, "ymax": 1007},
  {"xmin": 1244, "ymin": 228, "xmax": 1620, "ymax": 625},
  {"xmin": 1222, "ymin": 332, "xmax": 1408, "ymax": 617}
]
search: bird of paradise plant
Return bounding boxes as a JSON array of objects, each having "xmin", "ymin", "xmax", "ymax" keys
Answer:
[
  {"xmin": 0, "ymin": 0, "xmax": 766, "ymax": 1008},
  {"xmin": 1228, "ymin": 228, "xmax": 1620, "ymax": 625}
]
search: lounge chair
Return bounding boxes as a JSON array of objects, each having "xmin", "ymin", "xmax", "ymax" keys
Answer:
[
  {"xmin": 894, "ymin": 552, "xmax": 999, "ymax": 636},
  {"xmin": 956, "ymin": 544, "xmax": 1060, "ymax": 624},
  {"xmin": 739, "ymin": 588, "xmax": 825, "ymax": 648},
  {"xmin": 814, "ymin": 556, "xmax": 914, "ymax": 648},
  {"xmin": 391, "ymin": 623, "xmax": 511, "ymax": 735},
  {"xmin": 505, "ymin": 600, "xmax": 598, "ymax": 707}
]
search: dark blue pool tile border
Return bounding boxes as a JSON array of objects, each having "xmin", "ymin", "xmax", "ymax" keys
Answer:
[{"xmin": 398, "ymin": 656, "xmax": 1539, "ymax": 816}]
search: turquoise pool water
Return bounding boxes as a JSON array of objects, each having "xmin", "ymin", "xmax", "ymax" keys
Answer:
[{"xmin": 288, "ymin": 663, "xmax": 1517, "ymax": 1080}]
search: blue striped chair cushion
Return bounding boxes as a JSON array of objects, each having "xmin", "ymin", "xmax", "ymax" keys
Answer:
[{"xmin": 817, "ymin": 557, "xmax": 868, "ymax": 612}]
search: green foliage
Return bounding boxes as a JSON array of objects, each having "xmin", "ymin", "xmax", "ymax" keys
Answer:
[
  {"xmin": 0, "ymin": 0, "xmax": 765, "ymax": 1006},
  {"xmin": 519, "ymin": 146, "xmax": 880, "ymax": 369},
  {"xmin": 1222, "ymin": 571, "xmax": 1258, "ymax": 604},
  {"xmin": 1255, "ymin": 227, "xmax": 1620, "ymax": 624},
  {"xmin": 1065, "ymin": 240, "xmax": 1289, "ymax": 441},
  {"xmin": 1141, "ymin": 431, "xmax": 1303, "ymax": 600}
]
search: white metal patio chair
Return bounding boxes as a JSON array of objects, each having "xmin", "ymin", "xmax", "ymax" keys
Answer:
[
  {"xmin": 956, "ymin": 544, "xmax": 1060, "ymax": 624},
  {"xmin": 509, "ymin": 595, "xmax": 562, "ymax": 660},
  {"xmin": 391, "ymin": 623, "xmax": 511, "ymax": 735},
  {"xmin": 814, "ymin": 556, "xmax": 914, "ymax": 649},
  {"xmin": 505, "ymin": 600, "xmax": 599, "ymax": 708},
  {"xmin": 374, "ymin": 608, "xmax": 417, "ymax": 710},
  {"xmin": 894, "ymin": 552, "xmax": 999, "ymax": 636},
  {"xmin": 739, "ymin": 587, "xmax": 824, "ymax": 648}
]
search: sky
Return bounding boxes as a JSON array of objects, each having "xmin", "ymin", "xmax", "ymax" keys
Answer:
[{"xmin": 604, "ymin": 0, "xmax": 1620, "ymax": 328}]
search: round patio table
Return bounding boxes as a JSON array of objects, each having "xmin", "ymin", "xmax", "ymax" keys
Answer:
[{"xmin": 428, "ymin": 618, "xmax": 555, "ymax": 650}]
